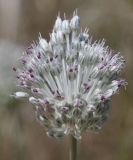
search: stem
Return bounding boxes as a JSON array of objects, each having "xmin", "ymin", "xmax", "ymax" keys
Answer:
[{"xmin": 69, "ymin": 135, "xmax": 77, "ymax": 160}]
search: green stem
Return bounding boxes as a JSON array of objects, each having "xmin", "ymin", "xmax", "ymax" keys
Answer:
[{"xmin": 69, "ymin": 135, "xmax": 77, "ymax": 160}]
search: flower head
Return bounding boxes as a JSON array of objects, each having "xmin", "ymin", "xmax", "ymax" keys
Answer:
[{"xmin": 12, "ymin": 11, "xmax": 126, "ymax": 139}]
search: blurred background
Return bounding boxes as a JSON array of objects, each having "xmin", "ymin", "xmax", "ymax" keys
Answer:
[{"xmin": 0, "ymin": 0, "xmax": 133, "ymax": 160}]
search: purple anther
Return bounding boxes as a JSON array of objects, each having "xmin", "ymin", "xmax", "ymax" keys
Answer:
[
  {"xmin": 55, "ymin": 55, "xmax": 58, "ymax": 58},
  {"xmin": 22, "ymin": 59, "xmax": 26, "ymax": 64},
  {"xmin": 32, "ymin": 88, "xmax": 38, "ymax": 93},
  {"xmin": 56, "ymin": 90, "xmax": 59, "ymax": 94},
  {"xmin": 12, "ymin": 67, "xmax": 17, "ymax": 72},
  {"xmin": 118, "ymin": 83, "xmax": 121, "ymax": 88},
  {"xmin": 118, "ymin": 80, "xmax": 124, "ymax": 88},
  {"xmin": 44, "ymin": 100, "xmax": 50, "ymax": 107},
  {"xmin": 83, "ymin": 83, "xmax": 87, "ymax": 87},
  {"xmin": 16, "ymin": 75, "xmax": 20, "ymax": 79},
  {"xmin": 100, "ymin": 65, "xmax": 104, "ymax": 70},
  {"xmin": 69, "ymin": 68, "xmax": 73, "ymax": 72},
  {"xmin": 86, "ymin": 86, "xmax": 90, "ymax": 91},
  {"xmin": 37, "ymin": 52, "xmax": 41, "ymax": 59},
  {"xmin": 50, "ymin": 57, "xmax": 53, "ymax": 62},
  {"xmin": 30, "ymin": 74, "xmax": 34, "ymax": 78},
  {"xmin": 100, "ymin": 96, "xmax": 105, "ymax": 101},
  {"xmin": 28, "ymin": 68, "xmax": 33, "ymax": 73}
]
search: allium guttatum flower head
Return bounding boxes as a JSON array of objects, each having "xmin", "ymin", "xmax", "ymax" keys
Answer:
[{"xmin": 12, "ymin": 11, "xmax": 126, "ymax": 139}]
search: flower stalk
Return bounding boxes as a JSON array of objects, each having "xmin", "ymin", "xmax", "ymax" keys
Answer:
[{"xmin": 69, "ymin": 135, "xmax": 77, "ymax": 160}]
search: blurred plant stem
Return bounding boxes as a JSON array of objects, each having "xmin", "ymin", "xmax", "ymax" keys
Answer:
[{"xmin": 69, "ymin": 135, "xmax": 77, "ymax": 160}]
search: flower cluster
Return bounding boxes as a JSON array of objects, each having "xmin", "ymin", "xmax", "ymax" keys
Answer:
[{"xmin": 12, "ymin": 11, "xmax": 126, "ymax": 139}]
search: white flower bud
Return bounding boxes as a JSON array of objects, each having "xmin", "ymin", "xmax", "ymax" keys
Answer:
[
  {"xmin": 50, "ymin": 32, "xmax": 57, "ymax": 44},
  {"xmin": 72, "ymin": 39, "xmax": 80, "ymax": 50},
  {"xmin": 56, "ymin": 31, "xmax": 64, "ymax": 43},
  {"xmin": 51, "ymin": 31, "xmax": 64, "ymax": 45},
  {"xmin": 62, "ymin": 20, "xmax": 71, "ymax": 34},
  {"xmin": 70, "ymin": 15, "xmax": 80, "ymax": 30},
  {"xmin": 104, "ymin": 89, "xmax": 113, "ymax": 98},
  {"xmin": 39, "ymin": 115, "xmax": 45, "ymax": 121},
  {"xmin": 12, "ymin": 92, "xmax": 29, "ymax": 98},
  {"xmin": 29, "ymin": 97, "xmax": 38, "ymax": 104},
  {"xmin": 54, "ymin": 16, "xmax": 62, "ymax": 31},
  {"xmin": 39, "ymin": 38, "xmax": 49, "ymax": 52}
]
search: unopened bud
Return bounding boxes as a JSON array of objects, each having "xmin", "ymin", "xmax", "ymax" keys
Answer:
[
  {"xmin": 29, "ymin": 97, "xmax": 38, "ymax": 104},
  {"xmin": 11, "ymin": 92, "xmax": 29, "ymax": 98},
  {"xmin": 56, "ymin": 31, "xmax": 64, "ymax": 43},
  {"xmin": 54, "ymin": 16, "xmax": 62, "ymax": 31},
  {"xmin": 39, "ymin": 38, "xmax": 49, "ymax": 52},
  {"xmin": 70, "ymin": 15, "xmax": 80, "ymax": 30},
  {"xmin": 62, "ymin": 20, "xmax": 71, "ymax": 34}
]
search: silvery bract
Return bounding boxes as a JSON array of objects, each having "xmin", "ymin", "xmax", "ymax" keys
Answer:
[{"xmin": 12, "ymin": 11, "xmax": 126, "ymax": 139}]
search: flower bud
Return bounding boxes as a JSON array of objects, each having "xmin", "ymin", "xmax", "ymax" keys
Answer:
[
  {"xmin": 62, "ymin": 20, "xmax": 71, "ymax": 34},
  {"xmin": 39, "ymin": 38, "xmax": 49, "ymax": 52},
  {"xmin": 50, "ymin": 32, "xmax": 57, "ymax": 44},
  {"xmin": 72, "ymin": 39, "xmax": 80, "ymax": 50},
  {"xmin": 54, "ymin": 16, "xmax": 62, "ymax": 31},
  {"xmin": 29, "ymin": 97, "xmax": 38, "ymax": 104},
  {"xmin": 56, "ymin": 31, "xmax": 64, "ymax": 43},
  {"xmin": 70, "ymin": 15, "xmax": 80, "ymax": 30},
  {"xmin": 11, "ymin": 92, "xmax": 29, "ymax": 98}
]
